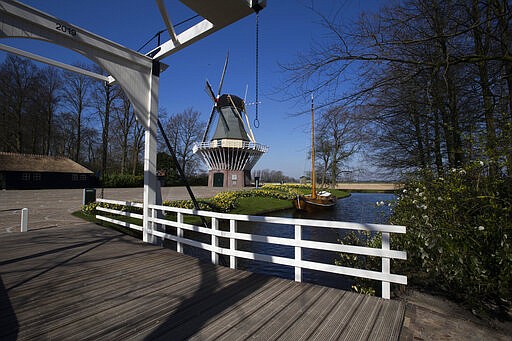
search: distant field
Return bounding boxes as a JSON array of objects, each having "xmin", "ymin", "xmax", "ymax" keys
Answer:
[{"xmin": 335, "ymin": 182, "xmax": 403, "ymax": 191}]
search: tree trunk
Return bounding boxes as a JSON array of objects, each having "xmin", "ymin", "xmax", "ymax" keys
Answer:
[
  {"xmin": 472, "ymin": 0, "xmax": 498, "ymax": 174},
  {"xmin": 433, "ymin": 109, "xmax": 444, "ymax": 174}
]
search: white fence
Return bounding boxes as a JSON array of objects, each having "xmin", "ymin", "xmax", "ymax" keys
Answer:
[{"xmin": 96, "ymin": 198, "xmax": 407, "ymax": 299}]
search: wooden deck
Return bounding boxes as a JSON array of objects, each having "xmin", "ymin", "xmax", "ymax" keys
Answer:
[{"xmin": 0, "ymin": 223, "xmax": 405, "ymax": 340}]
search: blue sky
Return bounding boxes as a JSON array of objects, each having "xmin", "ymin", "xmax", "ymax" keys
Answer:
[{"xmin": 1, "ymin": 0, "xmax": 383, "ymax": 179}]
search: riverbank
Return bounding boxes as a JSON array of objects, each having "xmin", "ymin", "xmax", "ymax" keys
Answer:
[
  {"xmin": 335, "ymin": 182, "xmax": 403, "ymax": 192},
  {"xmin": 263, "ymin": 182, "xmax": 403, "ymax": 192}
]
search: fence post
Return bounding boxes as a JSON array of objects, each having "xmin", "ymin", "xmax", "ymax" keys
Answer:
[
  {"xmin": 177, "ymin": 212, "xmax": 183, "ymax": 253},
  {"xmin": 230, "ymin": 219, "xmax": 236, "ymax": 269},
  {"xmin": 20, "ymin": 208, "xmax": 28, "ymax": 232},
  {"xmin": 211, "ymin": 217, "xmax": 218, "ymax": 265},
  {"xmin": 294, "ymin": 224, "xmax": 302, "ymax": 282},
  {"xmin": 382, "ymin": 232, "xmax": 391, "ymax": 299}
]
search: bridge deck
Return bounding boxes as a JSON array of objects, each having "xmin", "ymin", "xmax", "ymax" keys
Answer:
[{"xmin": 0, "ymin": 224, "xmax": 404, "ymax": 340}]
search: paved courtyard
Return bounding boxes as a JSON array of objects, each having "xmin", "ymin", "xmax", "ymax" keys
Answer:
[{"xmin": 0, "ymin": 187, "xmax": 225, "ymax": 234}]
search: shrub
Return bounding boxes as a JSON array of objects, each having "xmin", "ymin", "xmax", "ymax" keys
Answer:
[
  {"xmin": 336, "ymin": 230, "xmax": 382, "ymax": 296},
  {"xmin": 390, "ymin": 162, "xmax": 511, "ymax": 314},
  {"xmin": 81, "ymin": 201, "xmax": 142, "ymax": 216},
  {"xmin": 161, "ymin": 184, "xmax": 311, "ymax": 213},
  {"xmin": 101, "ymin": 174, "xmax": 144, "ymax": 188}
]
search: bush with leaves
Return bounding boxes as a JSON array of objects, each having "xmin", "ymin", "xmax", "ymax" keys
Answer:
[
  {"xmin": 336, "ymin": 230, "xmax": 381, "ymax": 296},
  {"xmin": 390, "ymin": 162, "xmax": 511, "ymax": 314},
  {"xmin": 101, "ymin": 174, "xmax": 144, "ymax": 188},
  {"xmin": 162, "ymin": 184, "xmax": 310, "ymax": 213},
  {"xmin": 81, "ymin": 201, "xmax": 141, "ymax": 216}
]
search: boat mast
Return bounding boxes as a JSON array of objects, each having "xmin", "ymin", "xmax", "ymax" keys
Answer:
[{"xmin": 311, "ymin": 94, "xmax": 317, "ymax": 199}]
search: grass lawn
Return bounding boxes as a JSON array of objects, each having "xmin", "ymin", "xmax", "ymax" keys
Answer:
[
  {"xmin": 76, "ymin": 186, "xmax": 350, "ymax": 231},
  {"xmin": 230, "ymin": 188, "xmax": 349, "ymax": 215},
  {"xmin": 230, "ymin": 196, "xmax": 294, "ymax": 215}
]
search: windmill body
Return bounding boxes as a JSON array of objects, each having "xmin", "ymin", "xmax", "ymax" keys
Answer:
[{"xmin": 193, "ymin": 56, "xmax": 268, "ymax": 187}]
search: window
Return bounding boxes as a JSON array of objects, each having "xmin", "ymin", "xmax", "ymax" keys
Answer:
[
  {"xmin": 33, "ymin": 173, "xmax": 41, "ymax": 181},
  {"xmin": 80, "ymin": 174, "xmax": 87, "ymax": 181},
  {"xmin": 72, "ymin": 174, "xmax": 78, "ymax": 181},
  {"xmin": 21, "ymin": 173, "xmax": 30, "ymax": 181}
]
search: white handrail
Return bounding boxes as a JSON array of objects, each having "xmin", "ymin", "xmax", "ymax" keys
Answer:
[{"xmin": 95, "ymin": 198, "xmax": 407, "ymax": 299}]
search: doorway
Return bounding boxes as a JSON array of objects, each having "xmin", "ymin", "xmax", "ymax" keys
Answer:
[{"xmin": 213, "ymin": 173, "xmax": 224, "ymax": 187}]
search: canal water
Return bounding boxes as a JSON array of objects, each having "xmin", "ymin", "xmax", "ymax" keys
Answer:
[{"xmin": 182, "ymin": 192, "xmax": 396, "ymax": 291}]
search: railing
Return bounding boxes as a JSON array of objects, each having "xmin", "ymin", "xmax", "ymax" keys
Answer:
[
  {"xmin": 193, "ymin": 140, "xmax": 269, "ymax": 153},
  {"xmin": 96, "ymin": 198, "xmax": 407, "ymax": 299}
]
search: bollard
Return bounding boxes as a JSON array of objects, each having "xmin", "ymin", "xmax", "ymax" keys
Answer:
[{"xmin": 21, "ymin": 208, "xmax": 28, "ymax": 232}]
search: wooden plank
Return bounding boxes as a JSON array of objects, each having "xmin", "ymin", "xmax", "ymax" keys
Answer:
[
  {"xmin": 307, "ymin": 290, "xmax": 365, "ymax": 340},
  {"xmin": 368, "ymin": 298, "xmax": 406, "ymax": 340},
  {"xmin": 216, "ymin": 283, "xmax": 319, "ymax": 340},
  {"xmin": 0, "ymin": 223, "xmax": 405, "ymax": 341},
  {"xmin": 250, "ymin": 286, "xmax": 328, "ymax": 340},
  {"xmin": 279, "ymin": 287, "xmax": 346, "ymax": 340},
  {"xmin": 187, "ymin": 279, "xmax": 292, "ymax": 340},
  {"xmin": 340, "ymin": 295, "xmax": 384, "ymax": 340}
]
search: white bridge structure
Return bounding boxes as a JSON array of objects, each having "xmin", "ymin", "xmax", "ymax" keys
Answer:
[
  {"xmin": 0, "ymin": 0, "xmax": 266, "ymax": 243},
  {"xmin": 96, "ymin": 198, "xmax": 407, "ymax": 299}
]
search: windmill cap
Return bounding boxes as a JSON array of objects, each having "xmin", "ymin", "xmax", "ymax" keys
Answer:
[{"xmin": 218, "ymin": 94, "xmax": 244, "ymax": 109}]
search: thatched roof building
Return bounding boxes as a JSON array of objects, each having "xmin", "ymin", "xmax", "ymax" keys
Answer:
[{"xmin": 0, "ymin": 152, "xmax": 96, "ymax": 189}]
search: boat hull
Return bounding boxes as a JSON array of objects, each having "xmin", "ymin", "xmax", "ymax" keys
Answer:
[{"xmin": 293, "ymin": 194, "xmax": 337, "ymax": 211}]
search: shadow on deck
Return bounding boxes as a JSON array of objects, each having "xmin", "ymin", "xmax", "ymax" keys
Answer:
[{"xmin": 0, "ymin": 223, "xmax": 404, "ymax": 340}]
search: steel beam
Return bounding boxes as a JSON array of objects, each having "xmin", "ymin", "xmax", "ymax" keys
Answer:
[
  {"xmin": 0, "ymin": 0, "xmax": 153, "ymax": 129},
  {"xmin": 156, "ymin": 0, "xmax": 179, "ymax": 46},
  {"xmin": 0, "ymin": 43, "xmax": 114, "ymax": 83},
  {"xmin": 149, "ymin": 0, "xmax": 266, "ymax": 61}
]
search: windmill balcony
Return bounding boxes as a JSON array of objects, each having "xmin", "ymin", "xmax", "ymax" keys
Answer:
[{"xmin": 193, "ymin": 139, "xmax": 269, "ymax": 153}]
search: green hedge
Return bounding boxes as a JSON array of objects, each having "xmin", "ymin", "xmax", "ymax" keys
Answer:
[{"xmin": 101, "ymin": 174, "xmax": 144, "ymax": 188}]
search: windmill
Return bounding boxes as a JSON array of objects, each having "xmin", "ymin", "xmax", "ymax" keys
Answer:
[{"xmin": 193, "ymin": 53, "xmax": 268, "ymax": 188}]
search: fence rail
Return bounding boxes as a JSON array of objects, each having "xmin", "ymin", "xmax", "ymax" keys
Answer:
[{"xmin": 96, "ymin": 198, "xmax": 407, "ymax": 299}]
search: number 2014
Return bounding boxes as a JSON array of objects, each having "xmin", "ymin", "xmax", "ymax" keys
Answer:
[{"xmin": 55, "ymin": 23, "xmax": 76, "ymax": 36}]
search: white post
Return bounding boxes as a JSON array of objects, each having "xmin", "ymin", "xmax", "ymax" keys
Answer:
[
  {"xmin": 211, "ymin": 217, "xmax": 218, "ymax": 265},
  {"xmin": 20, "ymin": 208, "xmax": 28, "ymax": 232},
  {"xmin": 177, "ymin": 212, "xmax": 183, "ymax": 253},
  {"xmin": 294, "ymin": 224, "xmax": 302, "ymax": 282},
  {"xmin": 230, "ymin": 219, "xmax": 236, "ymax": 269},
  {"xmin": 142, "ymin": 62, "xmax": 160, "ymax": 244},
  {"xmin": 382, "ymin": 232, "xmax": 391, "ymax": 299}
]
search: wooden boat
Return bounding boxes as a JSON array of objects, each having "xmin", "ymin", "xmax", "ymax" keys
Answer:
[
  {"xmin": 293, "ymin": 95, "xmax": 337, "ymax": 211},
  {"xmin": 294, "ymin": 191, "xmax": 337, "ymax": 211}
]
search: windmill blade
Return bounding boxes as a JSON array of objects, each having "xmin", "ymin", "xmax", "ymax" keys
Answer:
[
  {"xmin": 202, "ymin": 105, "xmax": 217, "ymax": 142},
  {"xmin": 243, "ymin": 108, "xmax": 256, "ymax": 143},
  {"xmin": 205, "ymin": 80, "xmax": 216, "ymax": 102},
  {"xmin": 217, "ymin": 51, "xmax": 229, "ymax": 96}
]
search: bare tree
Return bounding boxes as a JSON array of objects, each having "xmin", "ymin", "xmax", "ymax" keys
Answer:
[
  {"xmin": 281, "ymin": 0, "xmax": 512, "ymax": 176},
  {"xmin": 131, "ymin": 119, "xmax": 145, "ymax": 175},
  {"xmin": 162, "ymin": 107, "xmax": 205, "ymax": 176},
  {"xmin": 91, "ymin": 68, "xmax": 121, "ymax": 180},
  {"xmin": 316, "ymin": 106, "xmax": 362, "ymax": 187},
  {"xmin": 0, "ymin": 55, "xmax": 38, "ymax": 153},
  {"xmin": 112, "ymin": 92, "xmax": 137, "ymax": 174},
  {"xmin": 62, "ymin": 64, "xmax": 92, "ymax": 162},
  {"xmin": 37, "ymin": 66, "xmax": 62, "ymax": 155}
]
